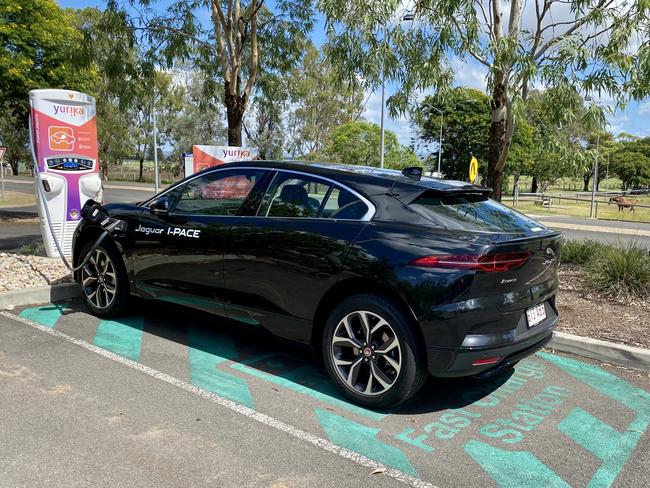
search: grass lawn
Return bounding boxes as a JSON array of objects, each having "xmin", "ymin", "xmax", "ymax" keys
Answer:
[
  {"xmin": 0, "ymin": 190, "xmax": 36, "ymax": 208},
  {"xmin": 505, "ymin": 194, "xmax": 650, "ymax": 223}
]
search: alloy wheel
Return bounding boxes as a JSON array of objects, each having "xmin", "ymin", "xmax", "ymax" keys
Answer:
[
  {"xmin": 81, "ymin": 249, "xmax": 117, "ymax": 310},
  {"xmin": 330, "ymin": 310, "xmax": 402, "ymax": 396}
]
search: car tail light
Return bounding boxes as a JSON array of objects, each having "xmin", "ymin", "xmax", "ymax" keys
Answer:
[
  {"xmin": 409, "ymin": 252, "xmax": 530, "ymax": 273},
  {"xmin": 472, "ymin": 357, "xmax": 502, "ymax": 366}
]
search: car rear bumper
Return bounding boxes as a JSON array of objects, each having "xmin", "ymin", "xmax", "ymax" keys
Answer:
[{"xmin": 426, "ymin": 315, "xmax": 557, "ymax": 377}]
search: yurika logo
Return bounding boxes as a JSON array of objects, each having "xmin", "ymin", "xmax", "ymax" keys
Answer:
[
  {"xmin": 53, "ymin": 104, "xmax": 85, "ymax": 117},
  {"xmin": 222, "ymin": 148, "xmax": 251, "ymax": 158}
]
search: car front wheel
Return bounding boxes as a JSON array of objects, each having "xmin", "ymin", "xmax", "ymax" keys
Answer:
[
  {"xmin": 322, "ymin": 294, "xmax": 427, "ymax": 409},
  {"xmin": 79, "ymin": 240, "xmax": 129, "ymax": 317}
]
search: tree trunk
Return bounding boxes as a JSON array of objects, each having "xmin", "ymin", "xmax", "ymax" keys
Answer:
[
  {"xmin": 487, "ymin": 82, "xmax": 508, "ymax": 201},
  {"xmin": 582, "ymin": 174, "xmax": 590, "ymax": 192},
  {"xmin": 531, "ymin": 176, "xmax": 538, "ymax": 193},
  {"xmin": 225, "ymin": 83, "xmax": 246, "ymax": 147},
  {"xmin": 139, "ymin": 156, "xmax": 144, "ymax": 182},
  {"xmin": 8, "ymin": 156, "xmax": 19, "ymax": 176}
]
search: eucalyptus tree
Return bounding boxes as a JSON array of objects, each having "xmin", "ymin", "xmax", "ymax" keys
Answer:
[
  {"xmin": 320, "ymin": 0, "xmax": 650, "ymax": 200},
  {"xmin": 323, "ymin": 121, "xmax": 421, "ymax": 169},
  {"xmin": 127, "ymin": 71, "xmax": 184, "ymax": 181},
  {"xmin": 169, "ymin": 70, "xmax": 226, "ymax": 157},
  {"xmin": 0, "ymin": 0, "xmax": 96, "ymax": 174},
  {"xmin": 286, "ymin": 44, "xmax": 364, "ymax": 159},
  {"xmin": 108, "ymin": 0, "xmax": 314, "ymax": 147}
]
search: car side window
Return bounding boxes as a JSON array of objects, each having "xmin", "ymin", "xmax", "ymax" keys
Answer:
[
  {"xmin": 258, "ymin": 173, "xmax": 332, "ymax": 218},
  {"xmin": 321, "ymin": 187, "xmax": 369, "ymax": 220},
  {"xmin": 173, "ymin": 169, "xmax": 266, "ymax": 216}
]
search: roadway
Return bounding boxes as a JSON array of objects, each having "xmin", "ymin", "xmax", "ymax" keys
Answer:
[
  {"xmin": 0, "ymin": 178, "xmax": 157, "ymax": 251},
  {"xmin": 1, "ymin": 177, "xmax": 158, "ymax": 209},
  {"xmin": 530, "ymin": 215, "xmax": 650, "ymax": 249}
]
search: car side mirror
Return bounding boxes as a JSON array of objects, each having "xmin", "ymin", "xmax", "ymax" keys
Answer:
[{"xmin": 150, "ymin": 197, "xmax": 171, "ymax": 215}]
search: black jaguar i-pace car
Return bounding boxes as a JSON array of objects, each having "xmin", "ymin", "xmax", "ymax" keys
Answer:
[{"xmin": 73, "ymin": 161, "xmax": 562, "ymax": 408}]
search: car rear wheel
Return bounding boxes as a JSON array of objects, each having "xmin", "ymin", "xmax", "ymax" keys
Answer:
[
  {"xmin": 322, "ymin": 294, "xmax": 427, "ymax": 409},
  {"xmin": 79, "ymin": 240, "xmax": 128, "ymax": 317}
]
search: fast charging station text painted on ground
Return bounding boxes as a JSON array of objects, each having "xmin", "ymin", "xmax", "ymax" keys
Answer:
[{"xmin": 5, "ymin": 300, "xmax": 650, "ymax": 488}]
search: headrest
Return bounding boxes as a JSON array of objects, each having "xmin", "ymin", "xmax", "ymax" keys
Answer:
[{"xmin": 280, "ymin": 184, "xmax": 308, "ymax": 205}]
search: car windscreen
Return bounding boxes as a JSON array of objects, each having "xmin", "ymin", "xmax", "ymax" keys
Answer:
[{"xmin": 409, "ymin": 192, "xmax": 546, "ymax": 233}]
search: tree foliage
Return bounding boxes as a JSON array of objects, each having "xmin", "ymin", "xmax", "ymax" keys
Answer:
[
  {"xmin": 0, "ymin": 0, "xmax": 97, "ymax": 173},
  {"xmin": 0, "ymin": 0, "xmax": 96, "ymax": 114},
  {"xmin": 0, "ymin": 104, "xmax": 29, "ymax": 175},
  {"xmin": 110, "ymin": 0, "xmax": 314, "ymax": 146},
  {"xmin": 170, "ymin": 71, "xmax": 226, "ymax": 157},
  {"xmin": 323, "ymin": 121, "xmax": 420, "ymax": 169},
  {"xmin": 610, "ymin": 138, "xmax": 650, "ymax": 190},
  {"xmin": 286, "ymin": 44, "xmax": 364, "ymax": 159},
  {"xmin": 320, "ymin": 0, "xmax": 650, "ymax": 199},
  {"xmin": 413, "ymin": 87, "xmax": 490, "ymax": 180}
]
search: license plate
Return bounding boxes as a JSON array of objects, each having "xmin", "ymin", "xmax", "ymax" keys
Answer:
[{"xmin": 526, "ymin": 303, "xmax": 546, "ymax": 328}]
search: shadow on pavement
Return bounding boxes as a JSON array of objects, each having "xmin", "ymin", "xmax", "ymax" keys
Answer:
[{"xmin": 57, "ymin": 297, "xmax": 512, "ymax": 416}]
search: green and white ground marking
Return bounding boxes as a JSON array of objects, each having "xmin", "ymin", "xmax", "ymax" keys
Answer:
[{"xmin": 7, "ymin": 301, "xmax": 650, "ymax": 488}]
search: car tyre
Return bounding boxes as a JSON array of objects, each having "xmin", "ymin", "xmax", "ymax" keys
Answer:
[
  {"xmin": 79, "ymin": 240, "xmax": 129, "ymax": 317},
  {"xmin": 322, "ymin": 293, "xmax": 427, "ymax": 409}
]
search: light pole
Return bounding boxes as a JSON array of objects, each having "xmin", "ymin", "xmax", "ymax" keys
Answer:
[
  {"xmin": 379, "ymin": 11, "xmax": 414, "ymax": 169},
  {"xmin": 379, "ymin": 79, "xmax": 386, "ymax": 169},
  {"xmin": 152, "ymin": 95, "xmax": 159, "ymax": 193},
  {"xmin": 427, "ymin": 99, "xmax": 477, "ymax": 176},
  {"xmin": 589, "ymin": 132, "xmax": 600, "ymax": 219},
  {"xmin": 604, "ymin": 153, "xmax": 609, "ymax": 199},
  {"xmin": 584, "ymin": 95, "xmax": 603, "ymax": 219}
]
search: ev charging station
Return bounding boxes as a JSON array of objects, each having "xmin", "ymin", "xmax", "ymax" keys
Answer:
[{"xmin": 29, "ymin": 89, "xmax": 103, "ymax": 258}]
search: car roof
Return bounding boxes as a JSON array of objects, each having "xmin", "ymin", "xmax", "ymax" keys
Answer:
[{"xmin": 212, "ymin": 160, "xmax": 487, "ymax": 197}]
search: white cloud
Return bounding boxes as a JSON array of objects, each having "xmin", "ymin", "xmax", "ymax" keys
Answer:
[
  {"xmin": 638, "ymin": 102, "xmax": 650, "ymax": 116},
  {"xmin": 453, "ymin": 61, "xmax": 488, "ymax": 91}
]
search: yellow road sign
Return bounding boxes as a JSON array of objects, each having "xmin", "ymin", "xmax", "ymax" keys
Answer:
[{"xmin": 469, "ymin": 156, "xmax": 478, "ymax": 183}]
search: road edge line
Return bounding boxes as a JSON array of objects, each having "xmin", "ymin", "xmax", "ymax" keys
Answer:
[
  {"xmin": 0, "ymin": 310, "xmax": 436, "ymax": 488},
  {"xmin": 551, "ymin": 331, "xmax": 650, "ymax": 371}
]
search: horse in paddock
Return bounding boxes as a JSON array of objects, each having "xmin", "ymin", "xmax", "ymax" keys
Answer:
[{"xmin": 608, "ymin": 196, "xmax": 638, "ymax": 212}]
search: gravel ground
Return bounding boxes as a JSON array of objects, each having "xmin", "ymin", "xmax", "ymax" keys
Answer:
[
  {"xmin": 556, "ymin": 265, "xmax": 650, "ymax": 349},
  {"xmin": 0, "ymin": 255, "xmax": 647, "ymax": 350},
  {"xmin": 0, "ymin": 253, "xmax": 72, "ymax": 292}
]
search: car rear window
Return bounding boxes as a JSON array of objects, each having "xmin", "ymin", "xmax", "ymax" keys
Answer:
[{"xmin": 409, "ymin": 193, "xmax": 545, "ymax": 233}]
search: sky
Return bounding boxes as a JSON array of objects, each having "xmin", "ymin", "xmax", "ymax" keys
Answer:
[{"xmin": 59, "ymin": 0, "xmax": 650, "ymax": 148}]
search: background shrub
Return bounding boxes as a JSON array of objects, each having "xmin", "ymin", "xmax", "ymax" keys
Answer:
[
  {"xmin": 584, "ymin": 242, "xmax": 650, "ymax": 299},
  {"xmin": 560, "ymin": 239, "xmax": 606, "ymax": 265}
]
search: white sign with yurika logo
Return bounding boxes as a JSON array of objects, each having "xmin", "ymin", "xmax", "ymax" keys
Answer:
[
  {"xmin": 31, "ymin": 96, "xmax": 96, "ymax": 127},
  {"xmin": 190, "ymin": 145, "xmax": 259, "ymax": 175}
]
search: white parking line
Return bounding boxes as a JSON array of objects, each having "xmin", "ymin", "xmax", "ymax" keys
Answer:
[{"xmin": 0, "ymin": 310, "xmax": 436, "ymax": 488}]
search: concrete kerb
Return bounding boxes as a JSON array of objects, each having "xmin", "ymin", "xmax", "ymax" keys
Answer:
[
  {"xmin": 0, "ymin": 284, "xmax": 648, "ymax": 372},
  {"xmin": 550, "ymin": 331, "xmax": 650, "ymax": 371},
  {"xmin": 0, "ymin": 283, "xmax": 80, "ymax": 309}
]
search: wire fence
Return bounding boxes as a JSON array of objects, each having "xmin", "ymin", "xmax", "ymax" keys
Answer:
[{"xmin": 511, "ymin": 188, "xmax": 650, "ymax": 223}]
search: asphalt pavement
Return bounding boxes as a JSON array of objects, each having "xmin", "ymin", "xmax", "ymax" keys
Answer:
[
  {"xmin": 531, "ymin": 215, "xmax": 650, "ymax": 248},
  {"xmin": 1, "ymin": 299, "xmax": 648, "ymax": 487},
  {"xmin": 2, "ymin": 178, "xmax": 157, "ymax": 208},
  {"xmin": 0, "ymin": 310, "xmax": 400, "ymax": 488}
]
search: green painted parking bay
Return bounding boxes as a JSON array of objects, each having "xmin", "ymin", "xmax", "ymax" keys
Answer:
[{"xmin": 12, "ymin": 301, "xmax": 650, "ymax": 487}]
